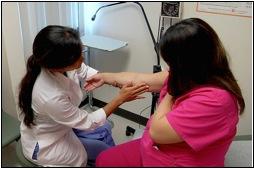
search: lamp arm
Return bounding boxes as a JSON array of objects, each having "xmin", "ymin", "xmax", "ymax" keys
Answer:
[{"xmin": 133, "ymin": 2, "xmax": 160, "ymax": 65}]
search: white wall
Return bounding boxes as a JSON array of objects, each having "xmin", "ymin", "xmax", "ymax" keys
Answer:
[
  {"xmin": 88, "ymin": 2, "xmax": 252, "ymax": 135},
  {"xmin": 2, "ymin": 36, "xmax": 17, "ymax": 117},
  {"xmin": 2, "ymin": 2, "xmax": 26, "ymax": 118}
]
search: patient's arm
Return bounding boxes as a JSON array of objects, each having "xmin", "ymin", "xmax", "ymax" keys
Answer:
[
  {"xmin": 149, "ymin": 93, "xmax": 183, "ymax": 144},
  {"xmin": 84, "ymin": 71, "xmax": 168, "ymax": 92}
]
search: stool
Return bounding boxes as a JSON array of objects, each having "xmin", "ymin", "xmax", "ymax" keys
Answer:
[{"xmin": 15, "ymin": 139, "xmax": 41, "ymax": 167}]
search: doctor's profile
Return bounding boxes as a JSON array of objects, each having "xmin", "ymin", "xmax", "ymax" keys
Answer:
[{"xmin": 17, "ymin": 25, "xmax": 149, "ymax": 167}]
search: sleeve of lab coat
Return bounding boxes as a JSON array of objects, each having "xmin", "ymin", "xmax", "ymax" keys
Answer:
[
  {"xmin": 44, "ymin": 94, "xmax": 106, "ymax": 131},
  {"xmin": 77, "ymin": 63, "xmax": 98, "ymax": 80}
]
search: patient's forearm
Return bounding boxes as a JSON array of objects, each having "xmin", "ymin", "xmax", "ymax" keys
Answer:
[
  {"xmin": 101, "ymin": 72, "xmax": 138, "ymax": 87},
  {"xmin": 101, "ymin": 71, "xmax": 168, "ymax": 92}
]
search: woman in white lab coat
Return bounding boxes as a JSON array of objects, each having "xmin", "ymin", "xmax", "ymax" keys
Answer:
[{"xmin": 17, "ymin": 25, "xmax": 149, "ymax": 167}]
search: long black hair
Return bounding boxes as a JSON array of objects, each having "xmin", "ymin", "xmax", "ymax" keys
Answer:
[
  {"xmin": 18, "ymin": 25, "xmax": 83, "ymax": 127},
  {"xmin": 159, "ymin": 18, "xmax": 245, "ymax": 114}
]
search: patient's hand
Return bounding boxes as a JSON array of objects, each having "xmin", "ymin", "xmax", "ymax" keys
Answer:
[{"xmin": 84, "ymin": 73, "xmax": 104, "ymax": 91}]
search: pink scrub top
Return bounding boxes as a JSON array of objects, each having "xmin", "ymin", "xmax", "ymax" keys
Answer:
[{"xmin": 140, "ymin": 78, "xmax": 239, "ymax": 167}]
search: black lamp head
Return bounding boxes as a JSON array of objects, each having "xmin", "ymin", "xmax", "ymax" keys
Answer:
[{"xmin": 91, "ymin": 14, "xmax": 96, "ymax": 21}]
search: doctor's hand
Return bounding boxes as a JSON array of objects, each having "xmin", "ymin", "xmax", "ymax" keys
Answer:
[
  {"xmin": 84, "ymin": 73, "xmax": 104, "ymax": 91},
  {"xmin": 103, "ymin": 82, "xmax": 150, "ymax": 117},
  {"xmin": 116, "ymin": 83, "xmax": 149, "ymax": 104}
]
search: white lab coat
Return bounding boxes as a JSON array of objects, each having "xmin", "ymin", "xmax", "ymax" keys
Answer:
[{"xmin": 18, "ymin": 63, "xmax": 106, "ymax": 167}]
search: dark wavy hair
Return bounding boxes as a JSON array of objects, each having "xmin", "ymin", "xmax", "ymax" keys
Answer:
[
  {"xmin": 18, "ymin": 25, "xmax": 83, "ymax": 127},
  {"xmin": 159, "ymin": 18, "xmax": 245, "ymax": 114}
]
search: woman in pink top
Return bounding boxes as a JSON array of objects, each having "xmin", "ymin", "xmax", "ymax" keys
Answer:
[{"xmin": 84, "ymin": 18, "xmax": 245, "ymax": 167}]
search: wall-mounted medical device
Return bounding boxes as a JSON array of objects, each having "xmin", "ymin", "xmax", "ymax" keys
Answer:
[
  {"xmin": 157, "ymin": 2, "xmax": 183, "ymax": 41},
  {"xmin": 161, "ymin": 2, "xmax": 182, "ymax": 18}
]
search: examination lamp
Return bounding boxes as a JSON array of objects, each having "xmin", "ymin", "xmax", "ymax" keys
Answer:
[
  {"xmin": 91, "ymin": 2, "xmax": 126, "ymax": 21},
  {"xmin": 91, "ymin": 2, "xmax": 162, "ymax": 115}
]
